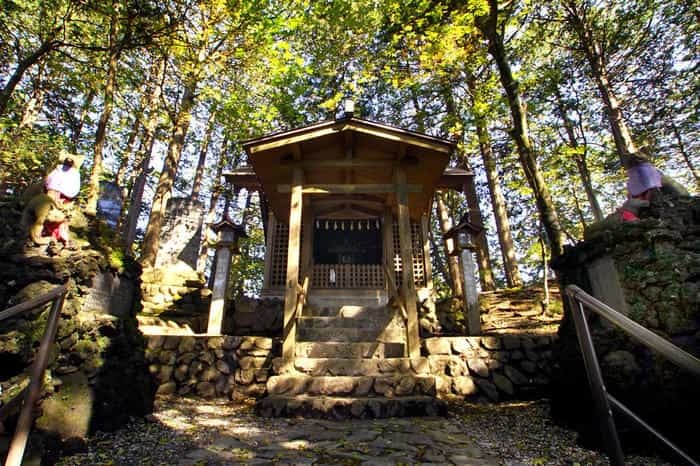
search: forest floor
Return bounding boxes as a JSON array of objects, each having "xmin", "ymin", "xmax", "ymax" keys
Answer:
[
  {"xmin": 479, "ymin": 282, "xmax": 563, "ymax": 337},
  {"xmin": 54, "ymin": 283, "xmax": 674, "ymax": 465}
]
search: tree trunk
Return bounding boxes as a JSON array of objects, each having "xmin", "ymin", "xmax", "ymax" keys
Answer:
[
  {"xmin": 86, "ymin": 5, "xmax": 121, "ymax": 215},
  {"xmin": 461, "ymin": 174, "xmax": 496, "ymax": 291},
  {"xmin": 428, "ymin": 226, "xmax": 450, "ymax": 291},
  {"xmin": 71, "ymin": 90, "xmax": 96, "ymax": 150},
  {"xmin": 554, "ymin": 88, "xmax": 604, "ymax": 222},
  {"xmin": 473, "ymin": 114, "xmax": 522, "ymax": 287},
  {"xmin": 190, "ymin": 110, "xmax": 217, "ymax": 201},
  {"xmin": 123, "ymin": 58, "xmax": 165, "ymax": 249},
  {"xmin": 435, "ymin": 192, "xmax": 464, "ymax": 298},
  {"xmin": 478, "ymin": 0, "xmax": 566, "ymax": 258},
  {"xmin": 441, "ymin": 84, "xmax": 496, "ymax": 290},
  {"xmin": 563, "ymin": 1, "xmax": 639, "ymax": 168},
  {"xmin": 115, "ymin": 111, "xmax": 143, "ymax": 189},
  {"xmin": 0, "ymin": 39, "xmax": 57, "ymax": 116},
  {"xmin": 140, "ymin": 83, "xmax": 197, "ymax": 267},
  {"xmin": 671, "ymin": 121, "xmax": 699, "ymax": 190},
  {"xmin": 18, "ymin": 65, "xmax": 48, "ymax": 129},
  {"xmin": 198, "ymin": 137, "xmax": 228, "ymax": 274}
]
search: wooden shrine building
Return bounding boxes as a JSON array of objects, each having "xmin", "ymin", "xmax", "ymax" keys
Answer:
[{"xmin": 225, "ymin": 114, "xmax": 474, "ymax": 366}]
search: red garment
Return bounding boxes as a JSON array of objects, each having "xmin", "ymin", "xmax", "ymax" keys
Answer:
[{"xmin": 621, "ymin": 210, "xmax": 639, "ymax": 222}]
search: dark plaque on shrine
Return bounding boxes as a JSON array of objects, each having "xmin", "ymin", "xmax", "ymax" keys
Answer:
[{"xmin": 313, "ymin": 218, "xmax": 382, "ymax": 265}]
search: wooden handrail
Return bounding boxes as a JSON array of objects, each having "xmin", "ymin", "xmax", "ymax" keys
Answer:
[
  {"xmin": 2, "ymin": 283, "xmax": 68, "ymax": 466},
  {"xmin": 383, "ymin": 264, "xmax": 407, "ymax": 321}
]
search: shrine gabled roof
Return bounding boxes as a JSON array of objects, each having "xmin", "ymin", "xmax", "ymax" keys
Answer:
[{"xmin": 237, "ymin": 116, "xmax": 458, "ymax": 221}]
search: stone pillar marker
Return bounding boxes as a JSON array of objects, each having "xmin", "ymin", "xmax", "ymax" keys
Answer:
[
  {"xmin": 445, "ymin": 215, "xmax": 482, "ymax": 335},
  {"xmin": 206, "ymin": 216, "xmax": 247, "ymax": 334}
]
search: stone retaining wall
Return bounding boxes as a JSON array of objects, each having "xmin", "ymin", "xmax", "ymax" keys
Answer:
[
  {"xmin": 423, "ymin": 336, "xmax": 555, "ymax": 401},
  {"xmin": 143, "ymin": 334, "xmax": 555, "ymax": 402},
  {"xmin": 144, "ymin": 335, "xmax": 278, "ymax": 399}
]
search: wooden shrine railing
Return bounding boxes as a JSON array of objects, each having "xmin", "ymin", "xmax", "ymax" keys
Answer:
[
  {"xmin": 1, "ymin": 283, "xmax": 68, "ymax": 466},
  {"xmin": 311, "ymin": 264, "xmax": 384, "ymax": 289}
]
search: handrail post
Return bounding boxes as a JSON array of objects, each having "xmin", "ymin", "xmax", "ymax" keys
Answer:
[
  {"xmin": 5, "ymin": 291, "xmax": 65, "ymax": 466},
  {"xmin": 566, "ymin": 293, "xmax": 625, "ymax": 466}
]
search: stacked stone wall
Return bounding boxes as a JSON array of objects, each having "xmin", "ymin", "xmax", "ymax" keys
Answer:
[
  {"xmin": 142, "ymin": 334, "xmax": 555, "ymax": 402},
  {"xmin": 144, "ymin": 335, "xmax": 278, "ymax": 399},
  {"xmin": 552, "ymin": 193, "xmax": 700, "ymax": 453},
  {"xmin": 423, "ymin": 336, "xmax": 555, "ymax": 401}
]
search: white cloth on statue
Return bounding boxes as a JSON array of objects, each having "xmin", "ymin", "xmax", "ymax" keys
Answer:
[
  {"xmin": 626, "ymin": 162, "xmax": 662, "ymax": 197},
  {"xmin": 45, "ymin": 165, "xmax": 81, "ymax": 199}
]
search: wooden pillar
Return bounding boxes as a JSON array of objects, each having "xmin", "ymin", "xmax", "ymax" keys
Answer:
[
  {"xmin": 382, "ymin": 207, "xmax": 395, "ymax": 281},
  {"xmin": 262, "ymin": 211, "xmax": 276, "ymax": 290},
  {"xmin": 301, "ymin": 199, "xmax": 313, "ymax": 279},
  {"xmin": 283, "ymin": 168, "xmax": 303, "ymax": 364},
  {"xmin": 395, "ymin": 168, "xmax": 420, "ymax": 359}
]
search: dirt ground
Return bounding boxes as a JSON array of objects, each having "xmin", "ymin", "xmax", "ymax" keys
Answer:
[{"xmin": 479, "ymin": 283, "xmax": 563, "ymax": 336}]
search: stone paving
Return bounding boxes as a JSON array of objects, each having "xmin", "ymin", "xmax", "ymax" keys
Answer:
[
  {"xmin": 173, "ymin": 403, "xmax": 496, "ymax": 465},
  {"xmin": 56, "ymin": 396, "xmax": 675, "ymax": 466}
]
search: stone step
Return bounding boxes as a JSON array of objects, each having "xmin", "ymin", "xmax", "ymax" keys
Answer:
[
  {"xmin": 296, "ymin": 342, "xmax": 405, "ymax": 358},
  {"xmin": 297, "ymin": 327, "xmax": 406, "ymax": 343},
  {"xmin": 274, "ymin": 357, "xmax": 429, "ymax": 376},
  {"xmin": 301, "ymin": 305, "xmax": 394, "ymax": 318},
  {"xmin": 297, "ymin": 315, "xmax": 404, "ymax": 330},
  {"xmin": 266, "ymin": 374, "xmax": 436, "ymax": 397},
  {"xmin": 256, "ymin": 395, "xmax": 447, "ymax": 419}
]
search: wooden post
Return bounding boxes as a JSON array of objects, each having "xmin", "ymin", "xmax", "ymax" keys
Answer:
[
  {"xmin": 382, "ymin": 207, "xmax": 395, "ymax": 285},
  {"xmin": 395, "ymin": 168, "xmax": 421, "ymax": 359},
  {"xmin": 283, "ymin": 168, "xmax": 303, "ymax": 364},
  {"xmin": 262, "ymin": 211, "xmax": 276, "ymax": 290},
  {"xmin": 301, "ymin": 199, "xmax": 313, "ymax": 279}
]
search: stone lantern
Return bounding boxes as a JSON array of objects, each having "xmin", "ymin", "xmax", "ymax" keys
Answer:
[
  {"xmin": 444, "ymin": 213, "xmax": 482, "ymax": 335},
  {"xmin": 206, "ymin": 216, "xmax": 247, "ymax": 334}
]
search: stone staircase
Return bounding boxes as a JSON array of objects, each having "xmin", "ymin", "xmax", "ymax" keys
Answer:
[{"xmin": 255, "ymin": 304, "xmax": 447, "ymax": 419}]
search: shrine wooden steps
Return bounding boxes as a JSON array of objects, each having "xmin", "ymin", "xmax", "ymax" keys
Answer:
[{"xmin": 256, "ymin": 304, "xmax": 446, "ymax": 419}]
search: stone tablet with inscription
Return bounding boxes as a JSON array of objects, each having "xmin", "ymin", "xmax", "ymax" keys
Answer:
[{"xmin": 156, "ymin": 197, "xmax": 204, "ymax": 270}]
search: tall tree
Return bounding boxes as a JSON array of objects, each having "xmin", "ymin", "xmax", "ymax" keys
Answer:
[
  {"xmin": 468, "ymin": 75, "xmax": 522, "ymax": 286},
  {"xmin": 476, "ymin": 0, "xmax": 566, "ymax": 257}
]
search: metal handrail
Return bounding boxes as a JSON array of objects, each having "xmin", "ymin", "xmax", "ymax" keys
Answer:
[
  {"xmin": 1, "ymin": 283, "xmax": 68, "ymax": 466},
  {"xmin": 565, "ymin": 284, "xmax": 700, "ymax": 466}
]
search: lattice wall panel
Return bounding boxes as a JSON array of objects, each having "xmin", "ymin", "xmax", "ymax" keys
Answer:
[
  {"xmin": 269, "ymin": 221, "xmax": 288, "ymax": 287},
  {"xmin": 269, "ymin": 220, "xmax": 306, "ymax": 288},
  {"xmin": 392, "ymin": 221, "xmax": 426, "ymax": 288},
  {"xmin": 312, "ymin": 264, "xmax": 383, "ymax": 289}
]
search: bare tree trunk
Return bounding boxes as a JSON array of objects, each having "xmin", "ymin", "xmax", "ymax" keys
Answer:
[
  {"xmin": 554, "ymin": 88, "xmax": 605, "ymax": 222},
  {"xmin": 436, "ymin": 192, "xmax": 464, "ymax": 298},
  {"xmin": 428, "ymin": 226, "xmax": 450, "ymax": 290},
  {"xmin": 140, "ymin": 82, "xmax": 197, "ymax": 267},
  {"xmin": 115, "ymin": 111, "xmax": 143, "ymax": 189},
  {"xmin": 198, "ymin": 138, "xmax": 229, "ymax": 274},
  {"xmin": 71, "ymin": 90, "xmax": 95, "ymax": 150},
  {"xmin": 123, "ymin": 58, "xmax": 165, "ymax": 249},
  {"xmin": 0, "ymin": 39, "xmax": 57, "ymax": 116},
  {"xmin": 18, "ymin": 65, "xmax": 48, "ymax": 129},
  {"xmin": 671, "ymin": 121, "xmax": 699, "ymax": 190},
  {"xmin": 467, "ymin": 77, "xmax": 522, "ymax": 287},
  {"xmin": 562, "ymin": 1, "xmax": 639, "ymax": 168},
  {"xmin": 190, "ymin": 109, "xmax": 217, "ymax": 201},
  {"xmin": 86, "ymin": 4, "xmax": 121, "ymax": 215},
  {"xmin": 539, "ymin": 225, "xmax": 550, "ymax": 314},
  {"xmin": 478, "ymin": 0, "xmax": 566, "ymax": 258},
  {"xmin": 441, "ymin": 84, "xmax": 496, "ymax": 290}
]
